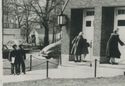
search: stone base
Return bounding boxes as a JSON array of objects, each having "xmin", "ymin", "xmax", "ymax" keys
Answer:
[
  {"xmin": 100, "ymin": 56, "xmax": 110, "ymax": 64},
  {"xmin": 61, "ymin": 54, "xmax": 70, "ymax": 65}
]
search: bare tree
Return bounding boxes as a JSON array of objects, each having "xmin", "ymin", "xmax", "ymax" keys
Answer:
[
  {"xmin": 3, "ymin": 0, "xmax": 20, "ymax": 28},
  {"xmin": 29, "ymin": 0, "xmax": 63, "ymax": 46},
  {"xmin": 3, "ymin": 0, "xmax": 63, "ymax": 45},
  {"xmin": 8, "ymin": 0, "xmax": 36, "ymax": 43},
  {"xmin": 8, "ymin": 0, "xmax": 24, "ymax": 28},
  {"xmin": 21, "ymin": 0, "xmax": 33, "ymax": 43}
]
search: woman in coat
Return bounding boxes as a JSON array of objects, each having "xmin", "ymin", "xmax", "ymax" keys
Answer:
[
  {"xmin": 71, "ymin": 32, "xmax": 85, "ymax": 62},
  {"xmin": 106, "ymin": 28, "xmax": 124, "ymax": 64}
]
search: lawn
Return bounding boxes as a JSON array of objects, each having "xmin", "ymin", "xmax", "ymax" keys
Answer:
[{"xmin": 3, "ymin": 75, "xmax": 125, "ymax": 86}]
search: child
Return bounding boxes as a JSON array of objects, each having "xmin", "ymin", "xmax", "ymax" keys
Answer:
[{"xmin": 82, "ymin": 39, "xmax": 90, "ymax": 62}]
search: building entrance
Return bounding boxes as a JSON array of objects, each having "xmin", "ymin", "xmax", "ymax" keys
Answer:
[
  {"xmin": 114, "ymin": 7, "xmax": 125, "ymax": 63},
  {"xmin": 82, "ymin": 9, "xmax": 94, "ymax": 60}
]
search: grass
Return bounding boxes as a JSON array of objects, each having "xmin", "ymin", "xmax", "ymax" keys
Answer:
[{"xmin": 3, "ymin": 75, "xmax": 125, "ymax": 86}]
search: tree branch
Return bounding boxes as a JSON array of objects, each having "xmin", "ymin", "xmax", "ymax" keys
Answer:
[{"xmin": 48, "ymin": 0, "xmax": 62, "ymax": 13}]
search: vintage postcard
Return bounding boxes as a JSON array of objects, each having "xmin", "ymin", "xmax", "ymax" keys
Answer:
[{"xmin": 2, "ymin": 0, "xmax": 125, "ymax": 86}]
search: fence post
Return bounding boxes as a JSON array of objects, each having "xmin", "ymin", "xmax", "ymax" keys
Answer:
[
  {"xmin": 90, "ymin": 40, "xmax": 93, "ymax": 67},
  {"xmin": 59, "ymin": 56, "xmax": 62, "ymax": 65},
  {"xmin": 46, "ymin": 59, "xmax": 49, "ymax": 79},
  {"xmin": 94, "ymin": 59, "xmax": 97, "ymax": 78},
  {"xmin": 30, "ymin": 55, "xmax": 32, "ymax": 71},
  {"xmin": 90, "ymin": 63, "xmax": 92, "ymax": 67}
]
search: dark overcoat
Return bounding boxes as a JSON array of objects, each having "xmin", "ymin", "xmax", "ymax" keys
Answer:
[
  {"xmin": 82, "ymin": 41, "xmax": 90, "ymax": 54},
  {"xmin": 106, "ymin": 33, "xmax": 124, "ymax": 58},
  {"xmin": 75, "ymin": 36, "xmax": 85, "ymax": 55},
  {"xmin": 9, "ymin": 49, "xmax": 18, "ymax": 63},
  {"xmin": 15, "ymin": 49, "xmax": 26, "ymax": 64}
]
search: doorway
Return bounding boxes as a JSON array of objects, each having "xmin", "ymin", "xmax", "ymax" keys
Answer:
[
  {"xmin": 82, "ymin": 9, "xmax": 95, "ymax": 60},
  {"xmin": 114, "ymin": 7, "xmax": 125, "ymax": 63}
]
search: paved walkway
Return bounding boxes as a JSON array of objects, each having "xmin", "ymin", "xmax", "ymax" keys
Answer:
[{"xmin": 3, "ymin": 61, "xmax": 125, "ymax": 83}]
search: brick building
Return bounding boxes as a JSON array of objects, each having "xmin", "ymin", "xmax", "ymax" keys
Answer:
[{"xmin": 61, "ymin": 0, "xmax": 125, "ymax": 63}]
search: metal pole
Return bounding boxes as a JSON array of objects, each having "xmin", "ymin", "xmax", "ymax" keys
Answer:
[
  {"xmin": 46, "ymin": 59, "xmax": 49, "ymax": 79},
  {"xmin": 30, "ymin": 55, "xmax": 32, "ymax": 71},
  {"xmin": 61, "ymin": 0, "xmax": 70, "ymax": 13},
  {"xmin": 59, "ymin": 56, "xmax": 62, "ymax": 65},
  {"xmin": 90, "ymin": 41, "xmax": 93, "ymax": 67},
  {"xmin": 94, "ymin": 59, "xmax": 97, "ymax": 78}
]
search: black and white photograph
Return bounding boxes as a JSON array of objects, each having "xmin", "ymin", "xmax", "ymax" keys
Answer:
[{"xmin": 2, "ymin": 0, "xmax": 125, "ymax": 86}]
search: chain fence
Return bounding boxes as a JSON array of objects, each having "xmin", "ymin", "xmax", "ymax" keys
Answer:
[{"xmin": 3, "ymin": 54, "xmax": 125, "ymax": 78}]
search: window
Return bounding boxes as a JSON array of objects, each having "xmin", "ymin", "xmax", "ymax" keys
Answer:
[
  {"xmin": 118, "ymin": 9, "xmax": 125, "ymax": 15},
  {"xmin": 86, "ymin": 11, "xmax": 94, "ymax": 16},
  {"xmin": 13, "ymin": 24, "xmax": 17, "ymax": 28},
  {"xmin": 3, "ymin": 23, "xmax": 9, "ymax": 28},
  {"xmin": 118, "ymin": 20, "xmax": 125, "ymax": 26},
  {"xmin": 86, "ymin": 21, "xmax": 91, "ymax": 27}
]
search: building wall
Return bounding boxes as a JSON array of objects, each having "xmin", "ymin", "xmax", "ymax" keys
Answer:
[
  {"xmin": 29, "ymin": 29, "xmax": 55, "ymax": 46},
  {"xmin": 62, "ymin": 0, "xmax": 125, "ymax": 62},
  {"xmin": 3, "ymin": 29, "xmax": 22, "ymax": 44},
  {"xmin": 65, "ymin": 0, "xmax": 125, "ymax": 8}
]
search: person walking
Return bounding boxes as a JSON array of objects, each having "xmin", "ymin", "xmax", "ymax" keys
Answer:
[
  {"xmin": 18, "ymin": 44, "xmax": 26, "ymax": 74},
  {"xmin": 106, "ymin": 28, "xmax": 125, "ymax": 64},
  {"xmin": 9, "ymin": 44, "xmax": 17, "ymax": 75},
  {"xmin": 71, "ymin": 32, "xmax": 85, "ymax": 62}
]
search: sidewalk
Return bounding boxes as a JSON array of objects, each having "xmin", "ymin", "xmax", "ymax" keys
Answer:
[
  {"xmin": 3, "ymin": 61, "xmax": 125, "ymax": 83},
  {"xmin": 3, "ymin": 53, "xmax": 59, "ymax": 75}
]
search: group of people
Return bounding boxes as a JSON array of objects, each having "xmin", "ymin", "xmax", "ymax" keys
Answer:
[
  {"xmin": 71, "ymin": 32, "xmax": 91, "ymax": 62},
  {"xmin": 9, "ymin": 44, "xmax": 26, "ymax": 75},
  {"xmin": 72, "ymin": 28, "xmax": 125, "ymax": 64},
  {"xmin": 8, "ymin": 28, "xmax": 124, "ymax": 76}
]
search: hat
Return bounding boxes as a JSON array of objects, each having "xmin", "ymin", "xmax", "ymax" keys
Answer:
[
  {"xmin": 113, "ymin": 28, "xmax": 119, "ymax": 32},
  {"xmin": 12, "ymin": 44, "xmax": 17, "ymax": 48},
  {"xmin": 78, "ymin": 32, "xmax": 83, "ymax": 36}
]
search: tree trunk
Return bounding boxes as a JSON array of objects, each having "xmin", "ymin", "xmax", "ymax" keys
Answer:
[
  {"xmin": 44, "ymin": 27, "xmax": 49, "ymax": 46},
  {"xmin": 26, "ymin": 33, "xmax": 29, "ymax": 43},
  {"xmin": 52, "ymin": 26, "xmax": 55, "ymax": 43},
  {"xmin": 25, "ymin": 28, "xmax": 29, "ymax": 43},
  {"xmin": 26, "ymin": 16, "xmax": 29, "ymax": 43}
]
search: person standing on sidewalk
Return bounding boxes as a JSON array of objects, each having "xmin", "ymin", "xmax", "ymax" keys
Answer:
[
  {"xmin": 9, "ymin": 44, "xmax": 17, "ymax": 75},
  {"xmin": 106, "ymin": 28, "xmax": 125, "ymax": 64},
  {"xmin": 18, "ymin": 44, "xmax": 26, "ymax": 74}
]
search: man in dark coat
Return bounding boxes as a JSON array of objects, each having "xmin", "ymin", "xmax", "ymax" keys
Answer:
[
  {"xmin": 17, "ymin": 45, "xmax": 26, "ymax": 74},
  {"xmin": 106, "ymin": 28, "xmax": 124, "ymax": 64},
  {"xmin": 9, "ymin": 44, "xmax": 17, "ymax": 75}
]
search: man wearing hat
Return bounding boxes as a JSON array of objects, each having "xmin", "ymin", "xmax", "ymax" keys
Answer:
[
  {"xmin": 9, "ymin": 44, "xmax": 17, "ymax": 75},
  {"xmin": 18, "ymin": 44, "xmax": 26, "ymax": 74}
]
